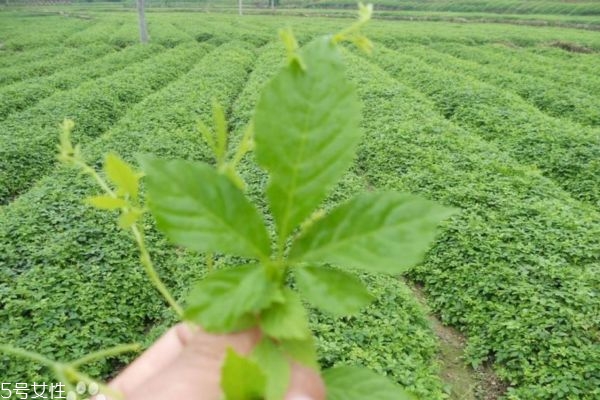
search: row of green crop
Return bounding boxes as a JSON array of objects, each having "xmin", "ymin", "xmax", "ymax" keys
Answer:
[
  {"xmin": 0, "ymin": 15, "xmax": 93, "ymax": 50},
  {"xmin": 365, "ymin": 19, "xmax": 600, "ymax": 50},
  {"xmin": 304, "ymin": 1, "xmax": 600, "ymax": 16},
  {"xmin": 0, "ymin": 44, "xmax": 162, "ymax": 120},
  {"xmin": 227, "ymin": 43, "xmax": 446, "ymax": 399},
  {"xmin": 430, "ymin": 42, "xmax": 600, "ymax": 98},
  {"xmin": 526, "ymin": 46, "xmax": 599, "ymax": 66},
  {"xmin": 342, "ymin": 50, "xmax": 600, "ymax": 399},
  {"xmin": 172, "ymin": 13, "xmax": 276, "ymax": 46},
  {"xmin": 0, "ymin": 43, "xmax": 73, "ymax": 69},
  {"xmin": 0, "ymin": 43, "xmax": 113, "ymax": 86},
  {"xmin": 0, "ymin": 43, "xmax": 208, "ymax": 204},
  {"xmin": 3, "ymin": 13, "xmax": 198, "ymax": 50},
  {"xmin": 0, "ymin": 41, "xmax": 258, "ymax": 384},
  {"xmin": 372, "ymin": 44, "xmax": 600, "ymax": 208},
  {"xmin": 146, "ymin": 20, "xmax": 195, "ymax": 47},
  {"xmin": 62, "ymin": 17, "xmax": 126, "ymax": 46},
  {"xmin": 399, "ymin": 43, "xmax": 600, "ymax": 127}
]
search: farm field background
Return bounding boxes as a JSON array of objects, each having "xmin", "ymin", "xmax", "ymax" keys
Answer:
[{"xmin": 0, "ymin": 2, "xmax": 599, "ymax": 399}]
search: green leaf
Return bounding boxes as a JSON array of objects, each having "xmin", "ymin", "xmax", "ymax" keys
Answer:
[
  {"xmin": 85, "ymin": 196, "xmax": 126, "ymax": 210},
  {"xmin": 260, "ymin": 288, "xmax": 310, "ymax": 340},
  {"xmin": 221, "ymin": 349, "xmax": 266, "ymax": 400},
  {"xmin": 290, "ymin": 192, "xmax": 455, "ymax": 274},
  {"xmin": 197, "ymin": 120, "xmax": 216, "ymax": 156},
  {"xmin": 139, "ymin": 157, "xmax": 271, "ymax": 260},
  {"xmin": 118, "ymin": 208, "xmax": 143, "ymax": 229},
  {"xmin": 254, "ymin": 36, "xmax": 361, "ymax": 242},
  {"xmin": 280, "ymin": 336, "xmax": 319, "ymax": 370},
  {"xmin": 184, "ymin": 265, "xmax": 279, "ymax": 333},
  {"xmin": 323, "ymin": 366, "xmax": 416, "ymax": 400},
  {"xmin": 295, "ymin": 266, "xmax": 373, "ymax": 316},
  {"xmin": 104, "ymin": 153, "xmax": 139, "ymax": 199},
  {"xmin": 251, "ymin": 338, "xmax": 290, "ymax": 400}
]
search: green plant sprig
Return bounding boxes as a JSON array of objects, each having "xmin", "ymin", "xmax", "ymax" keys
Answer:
[
  {"xmin": 0, "ymin": 343, "xmax": 139, "ymax": 400},
  {"xmin": 58, "ymin": 119, "xmax": 183, "ymax": 318},
  {"xmin": 137, "ymin": 5, "xmax": 454, "ymax": 399}
]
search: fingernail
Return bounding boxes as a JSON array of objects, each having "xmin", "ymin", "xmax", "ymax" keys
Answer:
[{"xmin": 289, "ymin": 396, "xmax": 314, "ymax": 400}]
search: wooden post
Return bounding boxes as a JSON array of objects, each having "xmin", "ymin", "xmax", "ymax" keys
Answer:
[{"xmin": 137, "ymin": 0, "xmax": 149, "ymax": 44}]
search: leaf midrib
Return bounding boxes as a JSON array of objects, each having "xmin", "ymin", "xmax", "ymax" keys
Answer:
[
  {"xmin": 158, "ymin": 168, "xmax": 269, "ymax": 261},
  {"xmin": 295, "ymin": 207, "xmax": 419, "ymax": 261},
  {"xmin": 278, "ymin": 85, "xmax": 317, "ymax": 243}
]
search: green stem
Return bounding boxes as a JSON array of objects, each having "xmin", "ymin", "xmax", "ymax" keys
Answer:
[
  {"xmin": 53, "ymin": 368, "xmax": 76, "ymax": 399},
  {"xmin": 76, "ymin": 160, "xmax": 116, "ymax": 197},
  {"xmin": 70, "ymin": 343, "xmax": 141, "ymax": 368},
  {"xmin": 71, "ymin": 156, "xmax": 182, "ymax": 318},
  {"xmin": 0, "ymin": 345, "xmax": 57, "ymax": 368},
  {"xmin": 206, "ymin": 252, "xmax": 214, "ymax": 272},
  {"xmin": 131, "ymin": 224, "xmax": 184, "ymax": 317}
]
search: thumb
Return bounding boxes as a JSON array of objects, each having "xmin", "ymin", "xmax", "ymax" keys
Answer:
[{"xmin": 285, "ymin": 362, "xmax": 327, "ymax": 400}]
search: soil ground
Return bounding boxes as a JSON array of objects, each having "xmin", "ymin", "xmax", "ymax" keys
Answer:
[{"xmin": 409, "ymin": 283, "xmax": 508, "ymax": 400}]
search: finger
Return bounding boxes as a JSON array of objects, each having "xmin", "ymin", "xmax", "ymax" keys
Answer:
[
  {"xmin": 285, "ymin": 362, "xmax": 327, "ymax": 400},
  {"xmin": 108, "ymin": 323, "xmax": 194, "ymax": 394},
  {"xmin": 102, "ymin": 326, "xmax": 261, "ymax": 400},
  {"xmin": 140, "ymin": 328, "xmax": 262, "ymax": 400},
  {"xmin": 177, "ymin": 326, "xmax": 261, "ymax": 370}
]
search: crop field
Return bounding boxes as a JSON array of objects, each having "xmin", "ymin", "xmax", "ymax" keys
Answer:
[{"xmin": 0, "ymin": 5, "xmax": 599, "ymax": 400}]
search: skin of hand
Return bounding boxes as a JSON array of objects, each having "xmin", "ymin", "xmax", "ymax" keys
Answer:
[{"xmin": 95, "ymin": 323, "xmax": 326, "ymax": 400}]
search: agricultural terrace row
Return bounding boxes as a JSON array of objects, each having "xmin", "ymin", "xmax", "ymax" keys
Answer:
[{"xmin": 0, "ymin": 10, "xmax": 598, "ymax": 400}]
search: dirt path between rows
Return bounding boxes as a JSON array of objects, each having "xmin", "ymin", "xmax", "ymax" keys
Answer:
[{"xmin": 409, "ymin": 283, "xmax": 508, "ymax": 400}]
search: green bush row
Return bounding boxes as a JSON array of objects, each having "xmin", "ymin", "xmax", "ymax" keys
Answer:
[
  {"xmin": 526, "ymin": 46, "xmax": 599, "ymax": 69},
  {"xmin": 431, "ymin": 42, "xmax": 600, "ymax": 101},
  {"xmin": 340, "ymin": 50, "xmax": 600, "ymax": 399},
  {"xmin": 146, "ymin": 19, "xmax": 195, "ymax": 47},
  {"xmin": 0, "ymin": 44, "xmax": 162, "ymax": 120},
  {"xmin": 64, "ymin": 17, "xmax": 127, "ymax": 46},
  {"xmin": 366, "ymin": 19, "xmax": 600, "ymax": 50},
  {"xmin": 172, "ymin": 13, "xmax": 274, "ymax": 47},
  {"xmin": 0, "ymin": 44, "xmax": 74, "ymax": 69},
  {"xmin": 0, "ymin": 41, "xmax": 258, "ymax": 384},
  {"xmin": 107, "ymin": 19, "xmax": 145, "ymax": 48},
  {"xmin": 0, "ymin": 43, "xmax": 209, "ymax": 204},
  {"xmin": 399, "ymin": 43, "xmax": 600, "ymax": 127},
  {"xmin": 305, "ymin": 0, "xmax": 600, "ymax": 16},
  {"xmin": 372, "ymin": 44, "xmax": 600, "ymax": 208},
  {"xmin": 339, "ymin": 50, "xmax": 600, "ymax": 399},
  {"xmin": 0, "ymin": 15, "xmax": 92, "ymax": 51},
  {"xmin": 0, "ymin": 43, "xmax": 114, "ymax": 86}
]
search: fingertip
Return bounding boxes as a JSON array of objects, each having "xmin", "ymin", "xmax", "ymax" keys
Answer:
[{"xmin": 286, "ymin": 362, "xmax": 327, "ymax": 400}]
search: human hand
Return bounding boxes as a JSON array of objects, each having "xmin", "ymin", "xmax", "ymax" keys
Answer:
[{"xmin": 97, "ymin": 323, "xmax": 326, "ymax": 400}]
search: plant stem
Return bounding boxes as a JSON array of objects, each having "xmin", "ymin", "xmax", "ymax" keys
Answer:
[
  {"xmin": 73, "ymin": 156, "xmax": 183, "ymax": 318},
  {"xmin": 131, "ymin": 224, "xmax": 184, "ymax": 317},
  {"xmin": 206, "ymin": 252, "xmax": 214, "ymax": 272},
  {"xmin": 53, "ymin": 369, "xmax": 76, "ymax": 399},
  {"xmin": 77, "ymin": 160, "xmax": 116, "ymax": 197},
  {"xmin": 0, "ymin": 345, "xmax": 57, "ymax": 368},
  {"xmin": 70, "ymin": 343, "xmax": 141, "ymax": 368}
]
